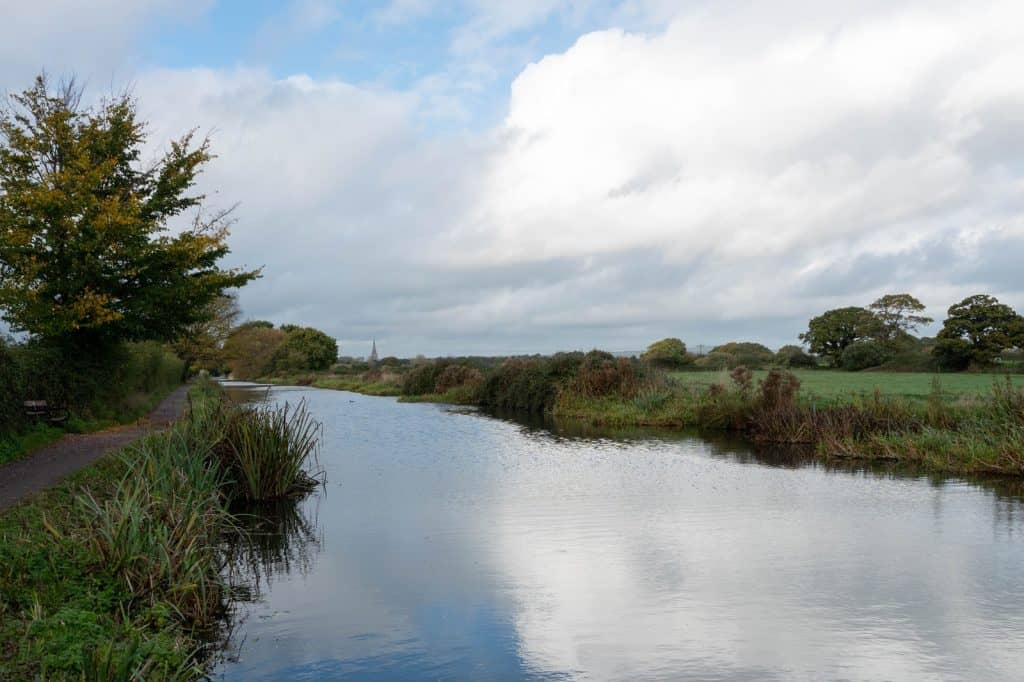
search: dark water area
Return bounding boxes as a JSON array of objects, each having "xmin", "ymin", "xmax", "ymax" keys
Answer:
[{"xmin": 213, "ymin": 384, "xmax": 1024, "ymax": 680}]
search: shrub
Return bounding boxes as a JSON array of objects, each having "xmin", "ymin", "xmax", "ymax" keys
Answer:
[
  {"xmin": 709, "ymin": 342, "xmax": 776, "ymax": 369},
  {"xmin": 757, "ymin": 368, "xmax": 801, "ymax": 410},
  {"xmin": 434, "ymin": 364, "xmax": 484, "ymax": 394},
  {"xmin": 840, "ymin": 340, "xmax": 891, "ymax": 371},
  {"xmin": 574, "ymin": 350, "xmax": 638, "ymax": 398},
  {"xmin": 0, "ymin": 339, "xmax": 24, "ymax": 431},
  {"xmin": 695, "ymin": 351, "xmax": 735, "ymax": 370},
  {"xmin": 641, "ymin": 338, "xmax": 693, "ymax": 369},
  {"xmin": 546, "ymin": 351, "xmax": 585, "ymax": 379},
  {"xmin": 775, "ymin": 344, "xmax": 817, "ymax": 368},
  {"xmin": 479, "ymin": 357, "xmax": 558, "ymax": 413},
  {"xmin": 729, "ymin": 366, "xmax": 753, "ymax": 394},
  {"xmin": 402, "ymin": 360, "xmax": 452, "ymax": 396}
]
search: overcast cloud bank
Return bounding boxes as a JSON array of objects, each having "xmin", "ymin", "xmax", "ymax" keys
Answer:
[{"xmin": 3, "ymin": 0, "xmax": 1023, "ymax": 356}]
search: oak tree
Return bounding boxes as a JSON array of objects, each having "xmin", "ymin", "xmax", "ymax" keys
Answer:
[
  {"xmin": 933, "ymin": 295, "xmax": 1023, "ymax": 369},
  {"xmin": 868, "ymin": 293, "xmax": 932, "ymax": 345},
  {"xmin": 799, "ymin": 307, "xmax": 880, "ymax": 366}
]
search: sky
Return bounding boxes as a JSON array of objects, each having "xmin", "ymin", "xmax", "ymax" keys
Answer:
[{"xmin": 2, "ymin": 0, "xmax": 1023, "ymax": 358}]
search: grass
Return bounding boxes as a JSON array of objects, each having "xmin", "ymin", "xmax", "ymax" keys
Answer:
[
  {"xmin": 262, "ymin": 374, "xmax": 402, "ymax": 397},
  {"xmin": 669, "ymin": 369, "xmax": 1011, "ymax": 403},
  {"xmin": 0, "ymin": 423, "xmax": 65, "ymax": 466},
  {"xmin": 0, "ymin": 446, "xmax": 208, "ymax": 679},
  {"xmin": 0, "ymin": 377, "xmax": 324, "ymax": 680},
  {"xmin": 398, "ymin": 384, "xmax": 481, "ymax": 405}
]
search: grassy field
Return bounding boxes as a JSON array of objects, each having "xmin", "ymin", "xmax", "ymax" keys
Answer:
[{"xmin": 669, "ymin": 370, "xmax": 1015, "ymax": 403}]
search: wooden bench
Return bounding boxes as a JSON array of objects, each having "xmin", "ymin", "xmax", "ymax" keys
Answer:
[{"xmin": 23, "ymin": 400, "xmax": 68, "ymax": 423}]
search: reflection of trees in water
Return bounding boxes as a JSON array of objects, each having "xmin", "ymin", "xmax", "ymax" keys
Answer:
[
  {"xmin": 479, "ymin": 407, "xmax": 1024, "ymax": 505},
  {"xmin": 213, "ymin": 498, "xmax": 323, "ymax": 669},
  {"xmin": 224, "ymin": 497, "xmax": 323, "ymax": 602}
]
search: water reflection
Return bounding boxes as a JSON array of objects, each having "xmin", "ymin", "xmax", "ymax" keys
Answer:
[
  {"xmin": 215, "ymin": 389, "xmax": 1024, "ymax": 681},
  {"xmin": 226, "ymin": 500, "xmax": 323, "ymax": 598}
]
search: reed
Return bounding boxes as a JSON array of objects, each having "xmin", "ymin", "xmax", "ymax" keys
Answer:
[
  {"xmin": 77, "ymin": 430, "xmax": 231, "ymax": 630},
  {"xmin": 214, "ymin": 400, "xmax": 324, "ymax": 502}
]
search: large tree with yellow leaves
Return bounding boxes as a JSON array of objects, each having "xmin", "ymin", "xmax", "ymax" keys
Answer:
[{"xmin": 0, "ymin": 75, "xmax": 258, "ymax": 353}]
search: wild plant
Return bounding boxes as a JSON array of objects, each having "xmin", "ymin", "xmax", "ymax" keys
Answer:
[{"xmin": 214, "ymin": 401, "xmax": 324, "ymax": 502}]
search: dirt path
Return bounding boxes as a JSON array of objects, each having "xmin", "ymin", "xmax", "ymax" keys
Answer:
[{"xmin": 0, "ymin": 385, "xmax": 190, "ymax": 513}]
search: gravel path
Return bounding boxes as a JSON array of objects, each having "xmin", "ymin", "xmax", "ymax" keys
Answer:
[{"xmin": 0, "ymin": 385, "xmax": 190, "ymax": 513}]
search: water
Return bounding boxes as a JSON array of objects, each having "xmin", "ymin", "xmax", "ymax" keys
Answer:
[{"xmin": 215, "ymin": 385, "xmax": 1024, "ymax": 681}]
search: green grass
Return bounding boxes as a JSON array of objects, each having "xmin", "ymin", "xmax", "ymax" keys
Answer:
[
  {"xmin": 0, "ymin": 423, "xmax": 66, "ymax": 466},
  {"xmin": 669, "ymin": 370, "xmax": 1013, "ymax": 403},
  {"xmin": 312, "ymin": 376, "xmax": 402, "ymax": 396},
  {"xmin": 262, "ymin": 374, "xmax": 403, "ymax": 397},
  {"xmin": 0, "ymin": 449, "xmax": 206, "ymax": 680},
  {"xmin": 398, "ymin": 384, "xmax": 480, "ymax": 405}
]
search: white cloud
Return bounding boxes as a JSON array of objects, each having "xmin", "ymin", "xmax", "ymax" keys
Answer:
[{"xmin": 430, "ymin": 0, "xmax": 1024, "ymax": 348}]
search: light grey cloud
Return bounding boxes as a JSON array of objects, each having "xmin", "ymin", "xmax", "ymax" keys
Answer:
[{"xmin": 0, "ymin": 0, "xmax": 211, "ymax": 90}]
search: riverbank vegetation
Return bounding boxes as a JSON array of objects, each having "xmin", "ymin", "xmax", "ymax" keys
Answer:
[
  {"xmin": 0, "ymin": 379, "xmax": 323, "ymax": 679},
  {"xmin": 257, "ymin": 290, "xmax": 1024, "ymax": 476}
]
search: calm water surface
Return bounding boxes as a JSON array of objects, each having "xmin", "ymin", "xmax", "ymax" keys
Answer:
[{"xmin": 215, "ymin": 385, "xmax": 1024, "ymax": 681}]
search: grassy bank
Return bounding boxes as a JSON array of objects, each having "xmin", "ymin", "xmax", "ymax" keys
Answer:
[
  {"xmin": 262, "ymin": 374, "xmax": 402, "ymax": 397},
  {"xmin": 0, "ymin": 379, "xmax": 323, "ymax": 680},
  {"xmin": 553, "ymin": 371, "xmax": 1024, "ymax": 475},
  {"xmin": 291, "ymin": 353, "xmax": 1024, "ymax": 476}
]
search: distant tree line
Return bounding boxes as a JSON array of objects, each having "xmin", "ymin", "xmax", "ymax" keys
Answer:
[{"xmin": 800, "ymin": 293, "xmax": 1024, "ymax": 371}]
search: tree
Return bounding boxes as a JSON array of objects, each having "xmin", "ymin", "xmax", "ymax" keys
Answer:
[
  {"xmin": 273, "ymin": 326, "xmax": 338, "ymax": 372},
  {"xmin": 640, "ymin": 338, "xmax": 692, "ymax": 369},
  {"xmin": 705, "ymin": 341, "xmax": 775, "ymax": 369},
  {"xmin": 839, "ymin": 340, "xmax": 890, "ymax": 371},
  {"xmin": 223, "ymin": 325, "xmax": 286, "ymax": 380},
  {"xmin": 775, "ymin": 344, "xmax": 817, "ymax": 368},
  {"xmin": 799, "ymin": 307, "xmax": 880, "ymax": 365},
  {"xmin": 0, "ymin": 75, "xmax": 258, "ymax": 354},
  {"xmin": 934, "ymin": 295, "xmax": 1024, "ymax": 369},
  {"xmin": 869, "ymin": 293, "xmax": 932, "ymax": 345},
  {"xmin": 170, "ymin": 294, "xmax": 241, "ymax": 375}
]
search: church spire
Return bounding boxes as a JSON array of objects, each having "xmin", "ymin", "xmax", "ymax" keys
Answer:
[{"xmin": 369, "ymin": 338, "xmax": 378, "ymax": 367}]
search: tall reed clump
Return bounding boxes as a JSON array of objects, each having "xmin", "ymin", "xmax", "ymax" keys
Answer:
[
  {"xmin": 77, "ymin": 426, "xmax": 232, "ymax": 632},
  {"xmin": 213, "ymin": 400, "xmax": 324, "ymax": 502}
]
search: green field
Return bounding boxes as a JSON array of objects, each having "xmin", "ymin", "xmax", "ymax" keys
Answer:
[{"xmin": 669, "ymin": 370, "xmax": 1018, "ymax": 402}]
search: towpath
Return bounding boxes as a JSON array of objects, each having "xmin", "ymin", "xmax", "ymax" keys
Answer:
[{"xmin": 0, "ymin": 385, "xmax": 190, "ymax": 513}]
